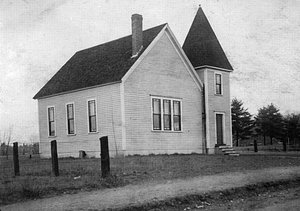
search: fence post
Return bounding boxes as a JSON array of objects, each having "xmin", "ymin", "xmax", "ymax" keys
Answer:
[
  {"xmin": 13, "ymin": 142, "xmax": 20, "ymax": 176},
  {"xmin": 51, "ymin": 140, "xmax": 59, "ymax": 176},
  {"xmin": 100, "ymin": 136, "xmax": 110, "ymax": 178},
  {"xmin": 283, "ymin": 139, "xmax": 287, "ymax": 152},
  {"xmin": 254, "ymin": 140, "xmax": 258, "ymax": 152}
]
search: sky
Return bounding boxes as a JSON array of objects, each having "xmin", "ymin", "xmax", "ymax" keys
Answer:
[{"xmin": 1, "ymin": 0, "xmax": 300, "ymax": 143}]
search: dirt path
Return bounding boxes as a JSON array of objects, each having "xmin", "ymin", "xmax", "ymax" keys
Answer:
[{"xmin": 1, "ymin": 166, "xmax": 300, "ymax": 211}]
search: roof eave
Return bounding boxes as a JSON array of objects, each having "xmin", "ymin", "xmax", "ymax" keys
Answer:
[
  {"xmin": 33, "ymin": 80, "xmax": 122, "ymax": 100},
  {"xmin": 195, "ymin": 65, "xmax": 233, "ymax": 72}
]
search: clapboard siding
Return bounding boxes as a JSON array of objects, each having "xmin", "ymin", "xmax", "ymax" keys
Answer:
[
  {"xmin": 124, "ymin": 31, "xmax": 203, "ymax": 155},
  {"xmin": 206, "ymin": 69, "xmax": 232, "ymax": 149},
  {"xmin": 38, "ymin": 83, "xmax": 122, "ymax": 158}
]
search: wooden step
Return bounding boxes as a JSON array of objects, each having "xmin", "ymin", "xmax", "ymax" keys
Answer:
[
  {"xmin": 221, "ymin": 148, "xmax": 234, "ymax": 152},
  {"xmin": 219, "ymin": 145, "xmax": 231, "ymax": 149},
  {"xmin": 218, "ymin": 145, "xmax": 239, "ymax": 156},
  {"xmin": 228, "ymin": 153, "xmax": 240, "ymax": 156},
  {"xmin": 224, "ymin": 150, "xmax": 238, "ymax": 155}
]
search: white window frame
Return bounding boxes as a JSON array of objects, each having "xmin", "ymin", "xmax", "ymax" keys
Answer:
[
  {"xmin": 151, "ymin": 96, "xmax": 182, "ymax": 132},
  {"xmin": 214, "ymin": 112, "xmax": 226, "ymax": 144},
  {"xmin": 47, "ymin": 106, "xmax": 56, "ymax": 137},
  {"xmin": 87, "ymin": 99, "xmax": 98, "ymax": 133},
  {"xmin": 66, "ymin": 102, "xmax": 76, "ymax": 135},
  {"xmin": 214, "ymin": 72, "xmax": 223, "ymax": 95}
]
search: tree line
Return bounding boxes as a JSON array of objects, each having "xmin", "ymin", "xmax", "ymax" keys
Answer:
[
  {"xmin": 231, "ymin": 98, "xmax": 300, "ymax": 147},
  {"xmin": 0, "ymin": 142, "xmax": 39, "ymax": 157},
  {"xmin": 0, "ymin": 128, "xmax": 39, "ymax": 158}
]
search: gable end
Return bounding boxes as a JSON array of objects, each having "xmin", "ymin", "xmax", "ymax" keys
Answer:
[{"xmin": 122, "ymin": 24, "xmax": 203, "ymax": 91}]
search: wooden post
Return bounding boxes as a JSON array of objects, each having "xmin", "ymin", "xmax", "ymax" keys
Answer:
[
  {"xmin": 51, "ymin": 140, "xmax": 59, "ymax": 176},
  {"xmin": 13, "ymin": 142, "xmax": 20, "ymax": 176},
  {"xmin": 100, "ymin": 136, "xmax": 110, "ymax": 178},
  {"xmin": 254, "ymin": 140, "xmax": 258, "ymax": 153},
  {"xmin": 283, "ymin": 139, "xmax": 287, "ymax": 152}
]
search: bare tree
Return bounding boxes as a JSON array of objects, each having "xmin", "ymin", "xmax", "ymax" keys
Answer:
[
  {"xmin": 28, "ymin": 133, "xmax": 39, "ymax": 154},
  {"xmin": 0, "ymin": 125, "xmax": 14, "ymax": 159},
  {"xmin": 0, "ymin": 132, "xmax": 5, "ymax": 156}
]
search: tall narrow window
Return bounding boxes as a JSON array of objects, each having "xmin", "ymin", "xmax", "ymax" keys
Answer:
[
  {"xmin": 48, "ymin": 107, "xmax": 55, "ymax": 136},
  {"xmin": 163, "ymin": 100, "xmax": 171, "ymax": 130},
  {"xmin": 173, "ymin": 101, "xmax": 181, "ymax": 131},
  {"xmin": 67, "ymin": 104, "xmax": 75, "ymax": 134},
  {"xmin": 88, "ymin": 100, "xmax": 97, "ymax": 132},
  {"xmin": 153, "ymin": 98, "xmax": 161, "ymax": 130},
  {"xmin": 215, "ymin": 73, "xmax": 222, "ymax": 95}
]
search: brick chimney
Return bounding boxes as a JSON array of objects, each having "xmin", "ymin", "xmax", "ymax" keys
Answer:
[{"xmin": 131, "ymin": 14, "xmax": 143, "ymax": 57}]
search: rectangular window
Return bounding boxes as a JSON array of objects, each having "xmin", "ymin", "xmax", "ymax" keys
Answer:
[
  {"xmin": 88, "ymin": 100, "xmax": 97, "ymax": 132},
  {"xmin": 173, "ymin": 100, "xmax": 181, "ymax": 131},
  {"xmin": 152, "ymin": 97, "xmax": 182, "ymax": 131},
  {"xmin": 67, "ymin": 104, "xmax": 75, "ymax": 134},
  {"xmin": 153, "ymin": 98, "xmax": 161, "ymax": 130},
  {"xmin": 215, "ymin": 73, "xmax": 222, "ymax": 95},
  {"xmin": 48, "ymin": 107, "xmax": 55, "ymax": 136},
  {"xmin": 163, "ymin": 100, "xmax": 171, "ymax": 130}
]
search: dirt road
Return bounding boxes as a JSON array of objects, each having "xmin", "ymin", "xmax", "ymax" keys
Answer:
[
  {"xmin": 256, "ymin": 198, "xmax": 300, "ymax": 211},
  {"xmin": 1, "ymin": 166, "xmax": 300, "ymax": 211},
  {"xmin": 256, "ymin": 199, "xmax": 300, "ymax": 211},
  {"xmin": 179, "ymin": 180, "xmax": 300, "ymax": 211}
]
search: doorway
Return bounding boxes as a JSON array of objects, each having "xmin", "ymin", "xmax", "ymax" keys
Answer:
[{"xmin": 216, "ymin": 113, "xmax": 224, "ymax": 145}]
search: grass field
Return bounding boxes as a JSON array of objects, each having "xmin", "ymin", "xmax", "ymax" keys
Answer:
[
  {"xmin": 236, "ymin": 143, "xmax": 300, "ymax": 152},
  {"xmin": 1, "ymin": 153, "xmax": 300, "ymax": 205}
]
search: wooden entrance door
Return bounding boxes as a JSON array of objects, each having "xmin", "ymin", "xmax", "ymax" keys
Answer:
[{"xmin": 216, "ymin": 114, "xmax": 224, "ymax": 145}]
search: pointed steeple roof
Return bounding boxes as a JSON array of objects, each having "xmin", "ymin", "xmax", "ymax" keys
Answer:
[{"xmin": 183, "ymin": 6, "xmax": 233, "ymax": 71}]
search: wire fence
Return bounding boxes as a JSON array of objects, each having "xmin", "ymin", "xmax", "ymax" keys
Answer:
[
  {"xmin": 0, "ymin": 137, "xmax": 104, "ymax": 178},
  {"xmin": 0, "ymin": 153, "xmax": 119, "ymax": 178},
  {"xmin": 1, "ymin": 155, "xmax": 52, "ymax": 177},
  {"xmin": 0, "ymin": 152, "xmax": 174, "ymax": 180},
  {"xmin": 0, "ymin": 137, "xmax": 150, "ymax": 179},
  {"xmin": 2, "ymin": 137, "xmax": 300, "ymax": 179}
]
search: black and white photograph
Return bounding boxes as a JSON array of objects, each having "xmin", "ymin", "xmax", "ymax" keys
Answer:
[{"xmin": 1, "ymin": 0, "xmax": 300, "ymax": 210}]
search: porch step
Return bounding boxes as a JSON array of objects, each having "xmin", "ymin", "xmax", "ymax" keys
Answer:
[
  {"xmin": 228, "ymin": 153, "xmax": 240, "ymax": 156},
  {"xmin": 218, "ymin": 145, "xmax": 239, "ymax": 156}
]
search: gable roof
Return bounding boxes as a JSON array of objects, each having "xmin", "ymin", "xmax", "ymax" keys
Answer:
[
  {"xmin": 182, "ymin": 7, "xmax": 233, "ymax": 71},
  {"xmin": 33, "ymin": 23, "xmax": 167, "ymax": 99}
]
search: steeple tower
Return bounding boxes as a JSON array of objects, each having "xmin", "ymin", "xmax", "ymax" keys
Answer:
[{"xmin": 183, "ymin": 6, "xmax": 233, "ymax": 70}]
